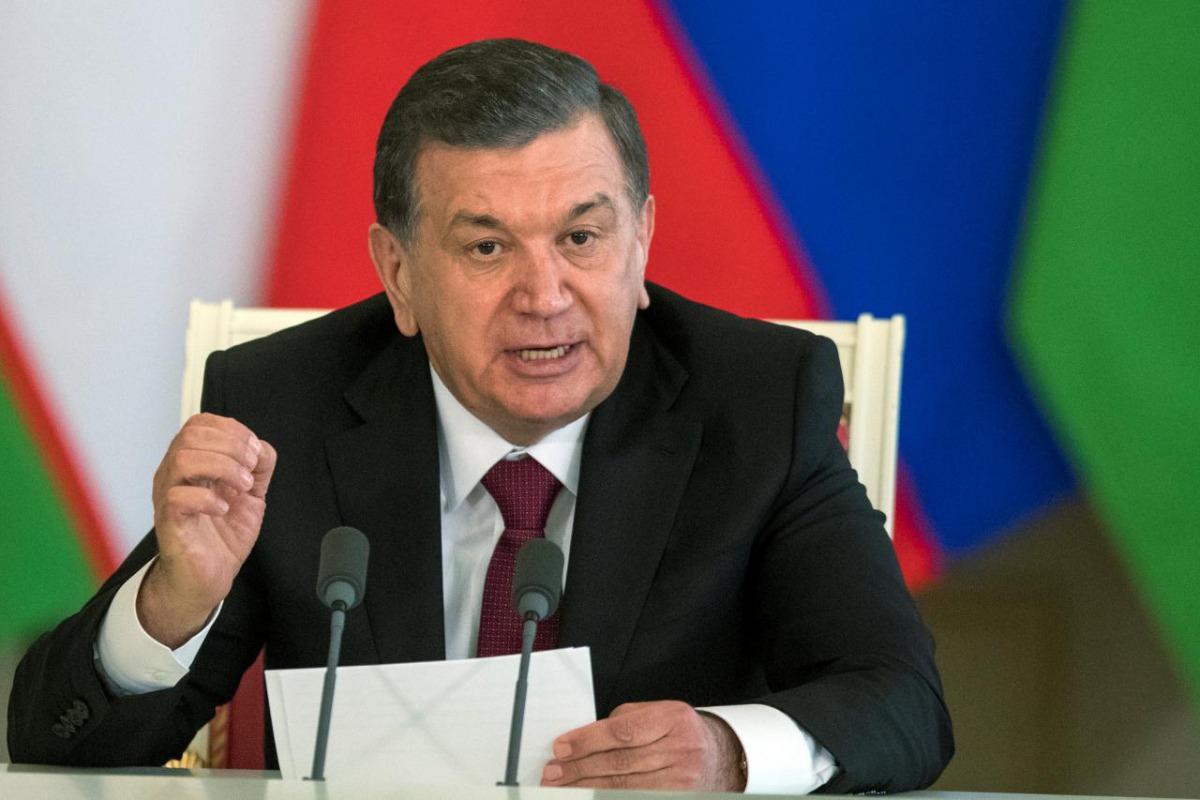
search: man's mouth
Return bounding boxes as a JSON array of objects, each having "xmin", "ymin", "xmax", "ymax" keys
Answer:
[{"xmin": 516, "ymin": 343, "xmax": 573, "ymax": 361}]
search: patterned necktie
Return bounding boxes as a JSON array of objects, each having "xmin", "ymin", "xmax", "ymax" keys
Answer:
[{"xmin": 475, "ymin": 455, "xmax": 563, "ymax": 657}]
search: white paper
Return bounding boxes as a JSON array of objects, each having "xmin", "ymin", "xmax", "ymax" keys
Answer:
[{"xmin": 265, "ymin": 647, "xmax": 595, "ymax": 785}]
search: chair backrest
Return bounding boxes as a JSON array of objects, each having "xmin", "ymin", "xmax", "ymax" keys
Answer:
[
  {"xmin": 181, "ymin": 301, "xmax": 329, "ymax": 424},
  {"xmin": 770, "ymin": 314, "xmax": 906, "ymax": 537},
  {"xmin": 183, "ymin": 300, "xmax": 905, "ymax": 534}
]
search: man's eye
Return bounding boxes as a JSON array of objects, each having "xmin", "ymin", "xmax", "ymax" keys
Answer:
[
  {"xmin": 568, "ymin": 231, "xmax": 593, "ymax": 246},
  {"xmin": 474, "ymin": 241, "xmax": 499, "ymax": 256}
]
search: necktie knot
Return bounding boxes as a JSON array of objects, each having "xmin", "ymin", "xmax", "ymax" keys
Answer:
[{"xmin": 481, "ymin": 456, "xmax": 562, "ymax": 532}]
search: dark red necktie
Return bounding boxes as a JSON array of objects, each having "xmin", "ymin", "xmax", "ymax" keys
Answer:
[{"xmin": 475, "ymin": 456, "xmax": 563, "ymax": 657}]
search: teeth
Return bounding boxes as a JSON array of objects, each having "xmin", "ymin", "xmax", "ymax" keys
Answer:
[{"xmin": 518, "ymin": 345, "xmax": 570, "ymax": 361}]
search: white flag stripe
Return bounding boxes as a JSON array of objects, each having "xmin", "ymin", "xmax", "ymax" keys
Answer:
[{"xmin": 0, "ymin": 3, "xmax": 312, "ymax": 553}]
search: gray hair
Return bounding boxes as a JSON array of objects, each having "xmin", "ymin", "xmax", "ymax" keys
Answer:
[{"xmin": 372, "ymin": 38, "xmax": 650, "ymax": 244}]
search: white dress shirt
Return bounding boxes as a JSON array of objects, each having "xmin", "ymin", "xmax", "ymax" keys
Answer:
[{"xmin": 96, "ymin": 367, "xmax": 836, "ymax": 793}]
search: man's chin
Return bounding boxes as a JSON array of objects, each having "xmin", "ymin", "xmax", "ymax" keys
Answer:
[
  {"xmin": 501, "ymin": 414, "xmax": 582, "ymax": 446},
  {"xmin": 488, "ymin": 400, "xmax": 594, "ymax": 445}
]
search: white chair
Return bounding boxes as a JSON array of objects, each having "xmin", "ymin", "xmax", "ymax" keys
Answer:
[
  {"xmin": 769, "ymin": 314, "xmax": 905, "ymax": 537},
  {"xmin": 180, "ymin": 301, "xmax": 330, "ymax": 425},
  {"xmin": 176, "ymin": 300, "xmax": 905, "ymax": 767}
]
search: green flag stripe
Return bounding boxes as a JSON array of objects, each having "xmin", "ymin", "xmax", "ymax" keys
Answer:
[
  {"xmin": 1009, "ymin": 0, "xmax": 1200, "ymax": 705},
  {"xmin": 0, "ymin": 287, "xmax": 116, "ymax": 641},
  {"xmin": 0, "ymin": 376, "xmax": 96, "ymax": 640}
]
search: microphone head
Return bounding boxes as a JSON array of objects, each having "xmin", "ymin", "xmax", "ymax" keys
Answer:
[
  {"xmin": 512, "ymin": 538, "xmax": 564, "ymax": 622},
  {"xmin": 317, "ymin": 526, "xmax": 370, "ymax": 610}
]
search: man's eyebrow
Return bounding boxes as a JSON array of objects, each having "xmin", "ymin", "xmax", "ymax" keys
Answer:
[
  {"xmin": 447, "ymin": 195, "xmax": 617, "ymax": 231},
  {"xmin": 448, "ymin": 211, "xmax": 505, "ymax": 230},
  {"xmin": 566, "ymin": 194, "xmax": 616, "ymax": 222}
]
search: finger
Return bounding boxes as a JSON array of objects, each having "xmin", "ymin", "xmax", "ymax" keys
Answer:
[
  {"xmin": 552, "ymin": 705, "xmax": 674, "ymax": 763},
  {"xmin": 543, "ymin": 742, "xmax": 673, "ymax": 786},
  {"xmin": 609, "ymin": 701, "xmax": 654, "ymax": 717},
  {"xmin": 248, "ymin": 439, "xmax": 277, "ymax": 498},
  {"xmin": 163, "ymin": 484, "xmax": 231, "ymax": 518},
  {"xmin": 212, "ymin": 480, "xmax": 260, "ymax": 509},
  {"xmin": 186, "ymin": 412, "xmax": 259, "ymax": 439},
  {"xmin": 179, "ymin": 423, "xmax": 273, "ymax": 498},
  {"xmin": 558, "ymin": 768, "xmax": 682, "ymax": 791},
  {"xmin": 176, "ymin": 414, "xmax": 264, "ymax": 471},
  {"xmin": 174, "ymin": 428, "xmax": 261, "ymax": 473},
  {"xmin": 168, "ymin": 449, "xmax": 256, "ymax": 493}
]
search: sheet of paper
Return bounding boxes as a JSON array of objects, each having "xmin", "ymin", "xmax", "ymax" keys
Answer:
[{"xmin": 265, "ymin": 647, "xmax": 595, "ymax": 785}]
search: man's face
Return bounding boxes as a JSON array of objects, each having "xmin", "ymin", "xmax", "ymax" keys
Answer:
[{"xmin": 369, "ymin": 113, "xmax": 655, "ymax": 445}]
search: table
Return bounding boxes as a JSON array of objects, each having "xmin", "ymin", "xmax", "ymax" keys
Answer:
[{"xmin": 0, "ymin": 765, "xmax": 1184, "ymax": 800}]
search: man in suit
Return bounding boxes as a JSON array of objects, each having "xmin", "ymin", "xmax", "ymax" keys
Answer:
[{"xmin": 8, "ymin": 39, "xmax": 952, "ymax": 793}]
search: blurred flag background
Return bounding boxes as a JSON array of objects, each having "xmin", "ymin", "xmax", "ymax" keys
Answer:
[{"xmin": 2, "ymin": 1, "xmax": 1197, "ymax": 791}]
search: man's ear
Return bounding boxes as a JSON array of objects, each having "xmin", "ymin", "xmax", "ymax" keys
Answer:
[
  {"xmin": 368, "ymin": 223, "xmax": 419, "ymax": 336},
  {"xmin": 636, "ymin": 195, "xmax": 656, "ymax": 310}
]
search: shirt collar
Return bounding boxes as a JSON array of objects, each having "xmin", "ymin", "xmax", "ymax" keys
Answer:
[{"xmin": 430, "ymin": 367, "xmax": 588, "ymax": 511}]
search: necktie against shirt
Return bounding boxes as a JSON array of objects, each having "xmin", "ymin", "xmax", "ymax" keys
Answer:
[{"xmin": 475, "ymin": 455, "xmax": 563, "ymax": 657}]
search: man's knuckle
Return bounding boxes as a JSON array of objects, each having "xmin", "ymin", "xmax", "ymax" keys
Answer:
[{"xmin": 669, "ymin": 701, "xmax": 696, "ymax": 725}]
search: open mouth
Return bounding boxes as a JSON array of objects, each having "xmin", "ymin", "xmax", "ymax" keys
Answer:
[{"xmin": 516, "ymin": 344, "xmax": 573, "ymax": 361}]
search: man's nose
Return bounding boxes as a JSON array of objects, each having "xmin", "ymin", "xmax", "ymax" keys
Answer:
[{"xmin": 512, "ymin": 247, "xmax": 571, "ymax": 317}]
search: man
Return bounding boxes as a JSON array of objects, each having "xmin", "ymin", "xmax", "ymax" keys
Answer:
[{"xmin": 8, "ymin": 39, "xmax": 952, "ymax": 793}]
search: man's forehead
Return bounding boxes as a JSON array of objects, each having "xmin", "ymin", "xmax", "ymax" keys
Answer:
[{"xmin": 411, "ymin": 115, "xmax": 632, "ymax": 223}]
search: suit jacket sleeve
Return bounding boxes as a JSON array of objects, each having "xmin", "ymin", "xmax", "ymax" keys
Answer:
[
  {"xmin": 7, "ymin": 349, "xmax": 262, "ymax": 766},
  {"xmin": 751, "ymin": 334, "xmax": 953, "ymax": 792},
  {"xmin": 574, "ymin": 291, "xmax": 954, "ymax": 793}
]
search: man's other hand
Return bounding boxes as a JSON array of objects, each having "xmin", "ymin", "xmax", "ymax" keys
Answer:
[
  {"xmin": 140, "ymin": 413, "xmax": 277, "ymax": 648},
  {"xmin": 541, "ymin": 700, "xmax": 746, "ymax": 792}
]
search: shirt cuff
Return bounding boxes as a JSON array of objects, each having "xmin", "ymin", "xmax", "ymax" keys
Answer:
[
  {"xmin": 94, "ymin": 558, "xmax": 222, "ymax": 696},
  {"xmin": 699, "ymin": 703, "xmax": 838, "ymax": 794}
]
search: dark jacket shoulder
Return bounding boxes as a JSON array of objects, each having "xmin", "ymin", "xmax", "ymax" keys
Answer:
[{"xmin": 211, "ymin": 293, "xmax": 403, "ymax": 385}]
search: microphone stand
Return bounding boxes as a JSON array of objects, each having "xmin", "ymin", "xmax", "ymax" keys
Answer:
[
  {"xmin": 499, "ymin": 613, "xmax": 539, "ymax": 786},
  {"xmin": 309, "ymin": 599, "xmax": 347, "ymax": 781}
]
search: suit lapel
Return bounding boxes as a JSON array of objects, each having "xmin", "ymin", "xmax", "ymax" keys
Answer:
[
  {"xmin": 319, "ymin": 312, "xmax": 700, "ymax": 678},
  {"xmin": 561, "ymin": 321, "xmax": 701, "ymax": 699},
  {"xmin": 325, "ymin": 334, "xmax": 446, "ymax": 665}
]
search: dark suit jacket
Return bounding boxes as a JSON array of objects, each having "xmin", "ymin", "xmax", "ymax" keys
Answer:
[{"xmin": 8, "ymin": 284, "xmax": 952, "ymax": 792}]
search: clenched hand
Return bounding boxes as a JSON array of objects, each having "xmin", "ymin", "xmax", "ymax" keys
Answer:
[{"xmin": 138, "ymin": 413, "xmax": 276, "ymax": 648}]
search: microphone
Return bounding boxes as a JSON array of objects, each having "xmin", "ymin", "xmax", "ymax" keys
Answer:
[
  {"xmin": 513, "ymin": 538, "xmax": 563, "ymax": 623},
  {"xmin": 309, "ymin": 526, "xmax": 370, "ymax": 781},
  {"xmin": 500, "ymin": 538, "xmax": 564, "ymax": 786},
  {"xmin": 317, "ymin": 526, "xmax": 369, "ymax": 611}
]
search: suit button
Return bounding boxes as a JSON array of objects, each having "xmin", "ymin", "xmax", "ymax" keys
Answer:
[
  {"xmin": 65, "ymin": 705, "xmax": 87, "ymax": 727},
  {"xmin": 52, "ymin": 723, "xmax": 70, "ymax": 739},
  {"xmin": 72, "ymin": 699, "xmax": 90, "ymax": 721}
]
